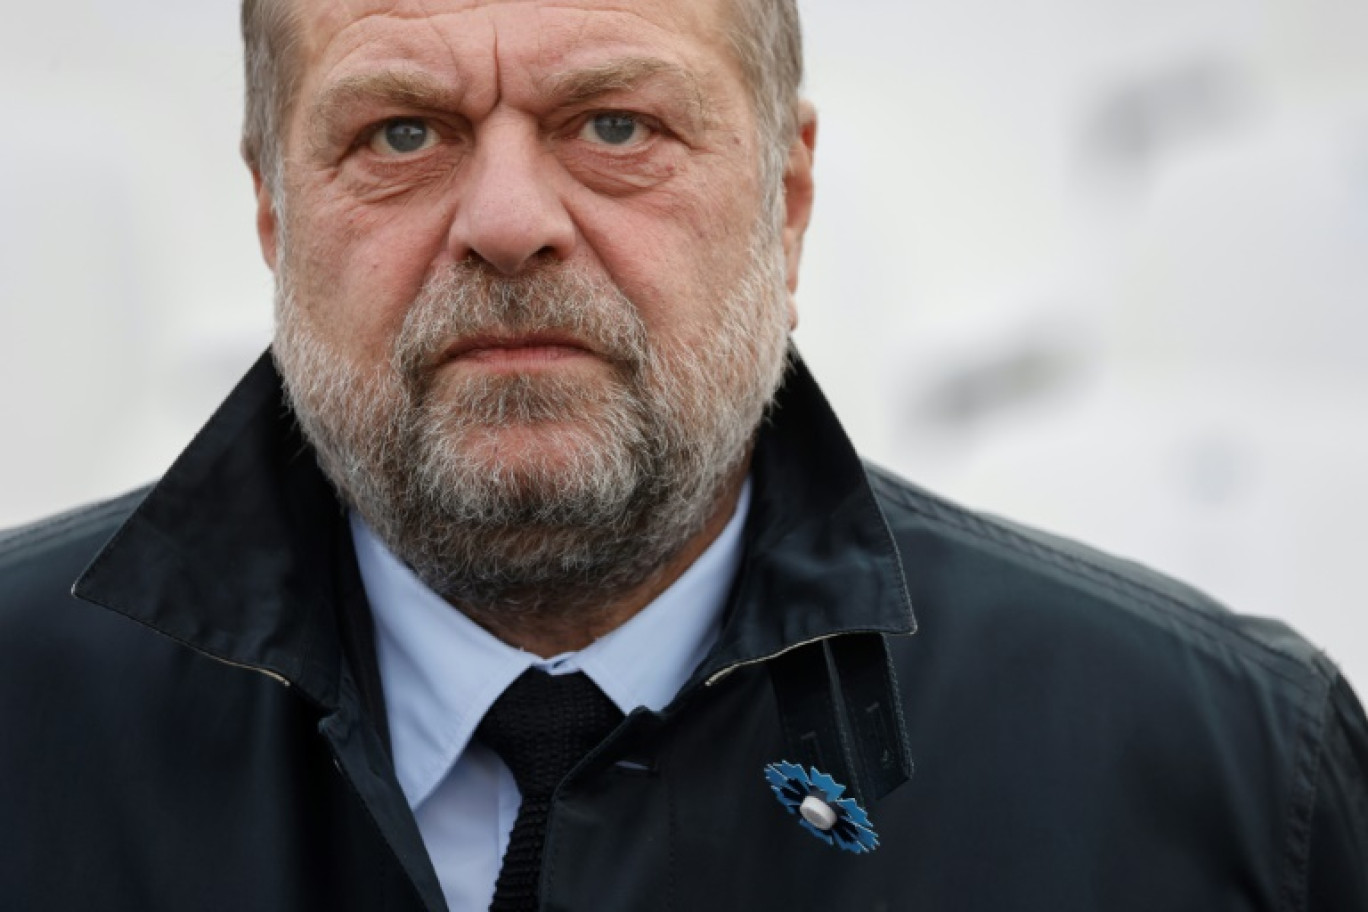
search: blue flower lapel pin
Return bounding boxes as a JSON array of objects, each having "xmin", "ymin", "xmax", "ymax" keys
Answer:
[{"xmin": 764, "ymin": 761, "xmax": 879, "ymax": 853}]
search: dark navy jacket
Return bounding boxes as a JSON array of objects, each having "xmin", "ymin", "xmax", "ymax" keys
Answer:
[{"xmin": 2, "ymin": 352, "xmax": 1365, "ymax": 910}]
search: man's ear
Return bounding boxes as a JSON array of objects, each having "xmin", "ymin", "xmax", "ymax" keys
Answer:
[
  {"xmin": 781, "ymin": 101, "xmax": 817, "ymax": 328},
  {"xmin": 253, "ymin": 169, "xmax": 280, "ymax": 272}
]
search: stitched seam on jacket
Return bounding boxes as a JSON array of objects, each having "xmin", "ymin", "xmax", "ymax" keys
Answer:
[
  {"xmin": 0, "ymin": 493, "xmax": 141, "ymax": 563},
  {"xmin": 855, "ymin": 477, "xmax": 917, "ymax": 632},
  {"xmin": 871, "ymin": 472, "xmax": 1319, "ymax": 690},
  {"xmin": 667, "ymin": 757, "xmax": 678, "ymax": 912},
  {"xmin": 1276, "ymin": 678, "xmax": 1331, "ymax": 912},
  {"xmin": 323, "ymin": 720, "xmax": 441, "ymax": 912}
]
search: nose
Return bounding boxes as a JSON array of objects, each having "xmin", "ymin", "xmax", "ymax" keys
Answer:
[{"xmin": 448, "ymin": 120, "xmax": 576, "ymax": 275}]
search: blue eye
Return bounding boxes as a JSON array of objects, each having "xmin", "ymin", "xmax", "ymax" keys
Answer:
[
  {"xmin": 582, "ymin": 114, "xmax": 645, "ymax": 146},
  {"xmin": 370, "ymin": 118, "xmax": 435, "ymax": 155}
]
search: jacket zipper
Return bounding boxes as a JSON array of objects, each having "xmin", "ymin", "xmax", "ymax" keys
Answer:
[
  {"xmin": 68, "ymin": 583, "xmax": 294, "ymax": 688},
  {"xmin": 703, "ymin": 632, "xmax": 846, "ymax": 687},
  {"xmin": 195, "ymin": 648, "xmax": 292, "ymax": 687},
  {"xmin": 704, "ymin": 625, "xmax": 915, "ymax": 687}
]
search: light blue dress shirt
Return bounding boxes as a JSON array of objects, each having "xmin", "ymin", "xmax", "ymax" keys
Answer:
[{"xmin": 349, "ymin": 481, "xmax": 751, "ymax": 912}]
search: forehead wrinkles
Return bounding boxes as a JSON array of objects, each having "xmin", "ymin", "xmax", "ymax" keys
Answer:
[
  {"xmin": 296, "ymin": 0, "xmax": 732, "ymax": 85},
  {"xmin": 296, "ymin": 3, "xmax": 496, "ymax": 104}
]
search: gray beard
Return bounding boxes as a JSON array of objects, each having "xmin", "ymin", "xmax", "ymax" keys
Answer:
[{"xmin": 272, "ymin": 239, "xmax": 791, "ymax": 622}]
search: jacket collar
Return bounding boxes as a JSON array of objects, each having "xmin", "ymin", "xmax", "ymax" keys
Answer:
[
  {"xmin": 694, "ymin": 352, "xmax": 917, "ymax": 687},
  {"xmin": 74, "ymin": 349, "xmax": 916, "ymax": 709},
  {"xmin": 74, "ymin": 352, "xmax": 348, "ymax": 706}
]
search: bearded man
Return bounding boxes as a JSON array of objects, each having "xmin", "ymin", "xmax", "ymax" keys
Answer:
[{"xmin": 1, "ymin": 0, "xmax": 1365, "ymax": 910}]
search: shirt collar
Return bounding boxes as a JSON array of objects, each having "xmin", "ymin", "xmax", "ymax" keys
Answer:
[{"xmin": 352, "ymin": 481, "xmax": 751, "ymax": 811}]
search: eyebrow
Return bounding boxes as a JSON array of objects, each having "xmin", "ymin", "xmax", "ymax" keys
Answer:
[
  {"xmin": 305, "ymin": 57, "xmax": 710, "ymax": 145},
  {"xmin": 544, "ymin": 57, "xmax": 706, "ymax": 111},
  {"xmin": 307, "ymin": 70, "xmax": 465, "ymax": 138}
]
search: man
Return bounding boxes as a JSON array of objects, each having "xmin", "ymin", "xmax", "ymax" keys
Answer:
[{"xmin": 0, "ymin": 0, "xmax": 1364, "ymax": 909}]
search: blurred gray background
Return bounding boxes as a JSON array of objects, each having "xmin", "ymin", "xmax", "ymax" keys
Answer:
[{"xmin": 2, "ymin": 0, "xmax": 1365, "ymax": 688}]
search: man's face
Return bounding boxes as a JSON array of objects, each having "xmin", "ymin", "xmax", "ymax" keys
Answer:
[{"xmin": 260, "ymin": 0, "xmax": 814, "ymax": 621}]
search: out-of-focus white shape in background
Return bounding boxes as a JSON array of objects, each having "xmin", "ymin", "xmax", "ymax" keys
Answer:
[{"xmin": 1, "ymin": 1, "xmax": 1364, "ymax": 687}]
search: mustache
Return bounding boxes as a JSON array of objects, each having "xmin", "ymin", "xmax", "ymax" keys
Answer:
[{"xmin": 392, "ymin": 261, "xmax": 650, "ymax": 384}]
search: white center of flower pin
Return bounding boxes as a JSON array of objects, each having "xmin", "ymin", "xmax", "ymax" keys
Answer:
[{"xmin": 799, "ymin": 795, "xmax": 838, "ymax": 831}]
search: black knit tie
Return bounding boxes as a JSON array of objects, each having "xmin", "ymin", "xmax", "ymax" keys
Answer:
[{"xmin": 476, "ymin": 669, "xmax": 623, "ymax": 912}]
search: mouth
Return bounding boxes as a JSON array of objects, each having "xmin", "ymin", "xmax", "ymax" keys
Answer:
[{"xmin": 441, "ymin": 332, "xmax": 603, "ymax": 371}]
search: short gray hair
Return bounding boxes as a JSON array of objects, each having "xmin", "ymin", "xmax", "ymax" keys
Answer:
[
  {"xmin": 725, "ymin": 0, "xmax": 805, "ymax": 191},
  {"xmin": 240, "ymin": 0, "xmax": 302, "ymax": 199},
  {"xmin": 240, "ymin": 0, "xmax": 803, "ymax": 200}
]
